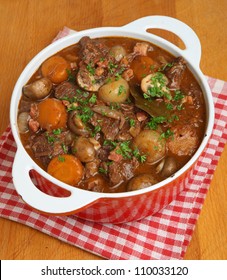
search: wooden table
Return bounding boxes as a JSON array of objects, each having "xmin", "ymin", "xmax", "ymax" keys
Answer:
[{"xmin": 0, "ymin": 0, "xmax": 227, "ymax": 260}]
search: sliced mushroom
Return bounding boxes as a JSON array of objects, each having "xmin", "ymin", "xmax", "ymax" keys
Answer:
[
  {"xmin": 67, "ymin": 111, "xmax": 90, "ymax": 136},
  {"xmin": 23, "ymin": 77, "xmax": 52, "ymax": 100},
  {"xmin": 77, "ymin": 66, "xmax": 103, "ymax": 91},
  {"xmin": 92, "ymin": 105, "xmax": 125, "ymax": 129},
  {"xmin": 17, "ymin": 112, "xmax": 30, "ymax": 133},
  {"xmin": 141, "ymin": 73, "xmax": 169, "ymax": 94}
]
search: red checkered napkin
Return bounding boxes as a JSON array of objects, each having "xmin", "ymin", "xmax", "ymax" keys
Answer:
[{"xmin": 1, "ymin": 29, "xmax": 227, "ymax": 259}]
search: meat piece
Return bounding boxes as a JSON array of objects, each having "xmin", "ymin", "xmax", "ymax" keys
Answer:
[
  {"xmin": 54, "ymin": 81, "xmax": 77, "ymax": 100},
  {"xmin": 108, "ymin": 149, "xmax": 123, "ymax": 162},
  {"xmin": 97, "ymin": 145, "xmax": 112, "ymax": 161},
  {"xmin": 79, "ymin": 36, "xmax": 109, "ymax": 65},
  {"xmin": 28, "ymin": 119, "xmax": 40, "ymax": 132},
  {"xmin": 108, "ymin": 158, "xmax": 139, "ymax": 186},
  {"xmin": 77, "ymin": 65, "xmax": 103, "ymax": 91},
  {"xmin": 89, "ymin": 113, "xmax": 120, "ymax": 140},
  {"xmin": 133, "ymin": 42, "xmax": 149, "ymax": 56},
  {"xmin": 85, "ymin": 158, "xmax": 100, "ymax": 178},
  {"xmin": 30, "ymin": 134, "xmax": 53, "ymax": 163},
  {"xmin": 165, "ymin": 57, "xmax": 186, "ymax": 90},
  {"xmin": 122, "ymin": 68, "xmax": 134, "ymax": 81},
  {"xmin": 167, "ymin": 124, "xmax": 199, "ymax": 156},
  {"xmin": 30, "ymin": 131, "xmax": 72, "ymax": 166}
]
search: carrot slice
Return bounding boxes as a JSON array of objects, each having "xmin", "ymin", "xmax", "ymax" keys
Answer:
[
  {"xmin": 130, "ymin": 56, "xmax": 155, "ymax": 82},
  {"xmin": 47, "ymin": 154, "xmax": 84, "ymax": 186},
  {"xmin": 41, "ymin": 55, "xmax": 70, "ymax": 84},
  {"xmin": 37, "ymin": 98, "xmax": 67, "ymax": 130}
]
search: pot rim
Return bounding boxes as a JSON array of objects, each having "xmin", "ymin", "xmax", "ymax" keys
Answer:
[{"xmin": 10, "ymin": 16, "xmax": 214, "ymax": 214}]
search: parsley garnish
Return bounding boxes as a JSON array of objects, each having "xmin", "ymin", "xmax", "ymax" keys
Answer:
[{"xmin": 147, "ymin": 116, "xmax": 167, "ymax": 130}]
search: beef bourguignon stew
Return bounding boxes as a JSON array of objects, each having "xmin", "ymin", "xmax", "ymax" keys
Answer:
[{"xmin": 17, "ymin": 36, "xmax": 206, "ymax": 193}]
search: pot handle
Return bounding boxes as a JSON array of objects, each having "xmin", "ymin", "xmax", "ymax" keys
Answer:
[
  {"xmin": 122, "ymin": 16, "xmax": 201, "ymax": 66},
  {"xmin": 12, "ymin": 147, "xmax": 99, "ymax": 214}
]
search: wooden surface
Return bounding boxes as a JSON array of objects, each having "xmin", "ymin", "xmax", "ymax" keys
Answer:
[{"xmin": 0, "ymin": 0, "xmax": 227, "ymax": 260}]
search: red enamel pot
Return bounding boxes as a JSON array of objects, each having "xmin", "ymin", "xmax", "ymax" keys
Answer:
[{"xmin": 10, "ymin": 16, "xmax": 214, "ymax": 223}]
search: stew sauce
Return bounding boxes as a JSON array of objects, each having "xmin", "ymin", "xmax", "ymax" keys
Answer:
[{"xmin": 18, "ymin": 36, "xmax": 206, "ymax": 193}]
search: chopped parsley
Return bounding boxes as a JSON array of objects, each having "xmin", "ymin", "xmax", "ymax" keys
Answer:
[
  {"xmin": 129, "ymin": 119, "xmax": 135, "ymax": 127},
  {"xmin": 58, "ymin": 155, "xmax": 65, "ymax": 162},
  {"xmin": 147, "ymin": 116, "xmax": 167, "ymax": 130},
  {"xmin": 118, "ymin": 85, "xmax": 126, "ymax": 95},
  {"xmin": 86, "ymin": 63, "xmax": 95, "ymax": 75},
  {"xmin": 160, "ymin": 129, "xmax": 174, "ymax": 139},
  {"xmin": 143, "ymin": 72, "xmax": 171, "ymax": 100},
  {"xmin": 52, "ymin": 128, "xmax": 62, "ymax": 135},
  {"xmin": 89, "ymin": 94, "xmax": 97, "ymax": 104}
]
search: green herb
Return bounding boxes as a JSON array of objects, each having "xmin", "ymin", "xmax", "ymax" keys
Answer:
[
  {"xmin": 177, "ymin": 104, "xmax": 184, "ymax": 110},
  {"xmin": 46, "ymin": 134, "xmax": 56, "ymax": 144},
  {"xmin": 58, "ymin": 155, "xmax": 65, "ymax": 162},
  {"xmin": 116, "ymin": 141, "xmax": 132, "ymax": 159},
  {"xmin": 158, "ymin": 62, "xmax": 173, "ymax": 71},
  {"xmin": 147, "ymin": 116, "xmax": 167, "ymax": 130},
  {"xmin": 86, "ymin": 63, "xmax": 95, "ymax": 75},
  {"xmin": 108, "ymin": 62, "xmax": 118, "ymax": 74},
  {"xmin": 173, "ymin": 90, "xmax": 184, "ymax": 101},
  {"xmin": 129, "ymin": 119, "xmax": 135, "ymax": 127},
  {"xmin": 61, "ymin": 143, "xmax": 68, "ymax": 153},
  {"xmin": 118, "ymin": 85, "xmax": 126, "ymax": 95},
  {"xmin": 52, "ymin": 128, "xmax": 62, "ymax": 135},
  {"xmin": 160, "ymin": 129, "xmax": 174, "ymax": 139},
  {"xmin": 89, "ymin": 94, "xmax": 97, "ymax": 104},
  {"xmin": 143, "ymin": 72, "xmax": 170, "ymax": 100},
  {"xmin": 98, "ymin": 167, "xmax": 108, "ymax": 174},
  {"xmin": 166, "ymin": 103, "xmax": 174, "ymax": 110},
  {"xmin": 109, "ymin": 102, "xmax": 120, "ymax": 110},
  {"xmin": 91, "ymin": 125, "xmax": 101, "ymax": 137},
  {"xmin": 66, "ymin": 69, "xmax": 76, "ymax": 83},
  {"xmin": 103, "ymin": 140, "xmax": 118, "ymax": 149},
  {"xmin": 77, "ymin": 106, "xmax": 94, "ymax": 123},
  {"xmin": 132, "ymin": 148, "xmax": 147, "ymax": 163}
]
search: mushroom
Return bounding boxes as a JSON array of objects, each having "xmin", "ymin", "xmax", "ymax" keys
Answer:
[
  {"xmin": 77, "ymin": 66, "xmax": 103, "ymax": 92},
  {"xmin": 67, "ymin": 111, "xmax": 90, "ymax": 136},
  {"xmin": 17, "ymin": 112, "xmax": 30, "ymax": 133},
  {"xmin": 22, "ymin": 77, "xmax": 52, "ymax": 100},
  {"xmin": 110, "ymin": 45, "xmax": 126, "ymax": 61},
  {"xmin": 133, "ymin": 129, "xmax": 166, "ymax": 164},
  {"xmin": 156, "ymin": 156, "xmax": 178, "ymax": 178},
  {"xmin": 127, "ymin": 174, "xmax": 157, "ymax": 191},
  {"xmin": 141, "ymin": 73, "xmax": 169, "ymax": 94},
  {"xmin": 72, "ymin": 136, "xmax": 96, "ymax": 163}
]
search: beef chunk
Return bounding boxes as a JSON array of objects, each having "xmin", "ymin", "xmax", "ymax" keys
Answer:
[
  {"xmin": 108, "ymin": 158, "xmax": 139, "ymax": 186},
  {"xmin": 30, "ymin": 130, "xmax": 73, "ymax": 166},
  {"xmin": 165, "ymin": 57, "xmax": 186, "ymax": 90},
  {"xmin": 167, "ymin": 124, "xmax": 199, "ymax": 156},
  {"xmin": 90, "ymin": 112, "xmax": 120, "ymax": 140},
  {"xmin": 54, "ymin": 81, "xmax": 78, "ymax": 100}
]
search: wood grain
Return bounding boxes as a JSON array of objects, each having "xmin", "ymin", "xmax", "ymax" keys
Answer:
[{"xmin": 0, "ymin": 0, "xmax": 227, "ymax": 260}]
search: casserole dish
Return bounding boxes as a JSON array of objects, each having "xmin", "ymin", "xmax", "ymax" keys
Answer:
[{"xmin": 10, "ymin": 16, "xmax": 214, "ymax": 223}]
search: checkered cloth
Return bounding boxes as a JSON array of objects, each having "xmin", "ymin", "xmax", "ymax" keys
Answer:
[{"xmin": 0, "ymin": 28, "xmax": 227, "ymax": 259}]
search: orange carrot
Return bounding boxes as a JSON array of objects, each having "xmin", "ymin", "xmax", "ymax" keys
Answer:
[
  {"xmin": 37, "ymin": 98, "xmax": 67, "ymax": 130},
  {"xmin": 47, "ymin": 154, "xmax": 84, "ymax": 186},
  {"xmin": 131, "ymin": 56, "xmax": 155, "ymax": 82},
  {"xmin": 41, "ymin": 55, "xmax": 70, "ymax": 84}
]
